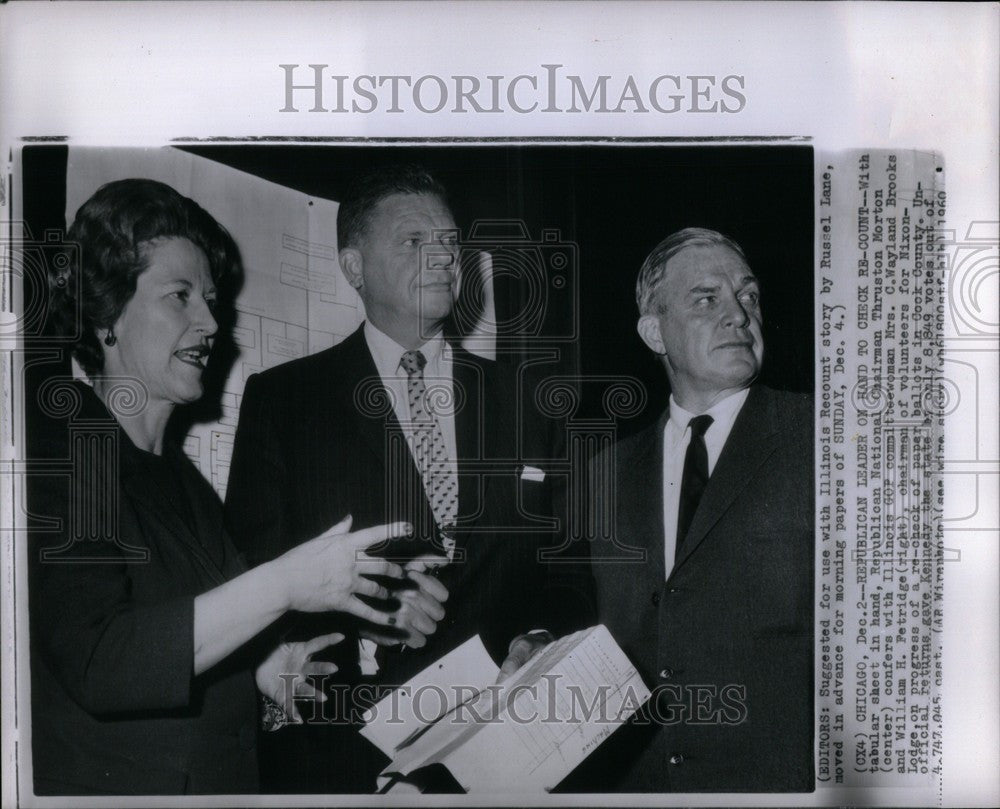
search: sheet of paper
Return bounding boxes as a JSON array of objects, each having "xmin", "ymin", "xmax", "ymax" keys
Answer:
[
  {"xmin": 360, "ymin": 634, "xmax": 499, "ymax": 757},
  {"xmin": 376, "ymin": 625, "xmax": 650, "ymax": 793},
  {"xmin": 446, "ymin": 625, "xmax": 650, "ymax": 793},
  {"xmin": 375, "ymin": 628, "xmax": 598, "ymax": 784}
]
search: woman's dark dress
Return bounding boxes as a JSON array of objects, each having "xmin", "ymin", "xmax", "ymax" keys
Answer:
[{"xmin": 28, "ymin": 382, "xmax": 259, "ymax": 794}]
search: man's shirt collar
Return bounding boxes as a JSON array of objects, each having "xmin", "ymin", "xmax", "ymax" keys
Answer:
[
  {"xmin": 666, "ymin": 387, "xmax": 750, "ymax": 443},
  {"xmin": 363, "ymin": 320, "xmax": 447, "ymax": 378}
]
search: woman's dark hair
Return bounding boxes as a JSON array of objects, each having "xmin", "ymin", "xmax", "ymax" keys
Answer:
[{"xmin": 50, "ymin": 178, "xmax": 242, "ymax": 376}]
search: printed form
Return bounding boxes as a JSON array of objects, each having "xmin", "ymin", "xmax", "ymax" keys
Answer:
[{"xmin": 361, "ymin": 625, "xmax": 650, "ymax": 793}]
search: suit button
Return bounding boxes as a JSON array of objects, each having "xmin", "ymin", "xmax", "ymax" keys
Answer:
[
  {"xmin": 651, "ymin": 592, "xmax": 661, "ymax": 606},
  {"xmin": 658, "ymin": 667, "xmax": 674, "ymax": 680},
  {"xmin": 669, "ymin": 753, "xmax": 684, "ymax": 766},
  {"xmin": 668, "ymin": 587, "xmax": 682, "ymax": 594}
]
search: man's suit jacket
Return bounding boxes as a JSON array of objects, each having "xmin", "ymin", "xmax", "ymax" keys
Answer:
[
  {"xmin": 29, "ymin": 382, "xmax": 259, "ymax": 795},
  {"xmin": 566, "ymin": 385, "xmax": 814, "ymax": 793},
  {"xmin": 224, "ymin": 325, "xmax": 591, "ymax": 791}
]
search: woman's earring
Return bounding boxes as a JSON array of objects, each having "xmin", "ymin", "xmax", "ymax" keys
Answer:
[{"xmin": 104, "ymin": 329, "xmax": 117, "ymax": 347}]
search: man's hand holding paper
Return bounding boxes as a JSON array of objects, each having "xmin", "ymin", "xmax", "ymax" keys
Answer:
[{"xmin": 498, "ymin": 630, "xmax": 555, "ymax": 680}]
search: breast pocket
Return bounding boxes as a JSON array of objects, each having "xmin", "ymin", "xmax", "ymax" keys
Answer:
[{"xmin": 516, "ymin": 469, "xmax": 558, "ymax": 532}]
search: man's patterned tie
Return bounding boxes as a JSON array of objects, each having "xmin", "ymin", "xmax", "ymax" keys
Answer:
[{"xmin": 399, "ymin": 349, "xmax": 458, "ymax": 558}]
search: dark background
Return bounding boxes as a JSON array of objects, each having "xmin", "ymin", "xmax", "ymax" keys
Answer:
[{"xmin": 22, "ymin": 143, "xmax": 813, "ymax": 432}]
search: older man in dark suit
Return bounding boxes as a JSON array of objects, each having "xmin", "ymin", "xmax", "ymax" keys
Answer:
[
  {"xmin": 225, "ymin": 165, "xmax": 587, "ymax": 792},
  {"xmin": 570, "ymin": 228, "xmax": 813, "ymax": 792}
]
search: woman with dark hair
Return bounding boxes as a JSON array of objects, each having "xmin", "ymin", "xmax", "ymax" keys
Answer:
[{"xmin": 29, "ymin": 178, "xmax": 408, "ymax": 795}]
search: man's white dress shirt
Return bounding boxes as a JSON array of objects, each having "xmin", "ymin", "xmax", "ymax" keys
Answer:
[
  {"xmin": 364, "ymin": 321, "xmax": 458, "ymax": 465},
  {"xmin": 661, "ymin": 388, "xmax": 750, "ymax": 576}
]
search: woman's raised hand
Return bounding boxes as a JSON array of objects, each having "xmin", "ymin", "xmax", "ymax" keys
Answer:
[
  {"xmin": 272, "ymin": 515, "xmax": 409, "ymax": 623},
  {"xmin": 255, "ymin": 632, "xmax": 344, "ymax": 724}
]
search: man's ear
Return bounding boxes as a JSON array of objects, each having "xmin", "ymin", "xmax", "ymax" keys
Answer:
[
  {"xmin": 339, "ymin": 248, "xmax": 364, "ymax": 291},
  {"xmin": 637, "ymin": 314, "xmax": 666, "ymax": 355}
]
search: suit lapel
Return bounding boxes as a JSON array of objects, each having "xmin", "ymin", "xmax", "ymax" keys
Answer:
[
  {"xmin": 450, "ymin": 349, "xmax": 494, "ymax": 557},
  {"xmin": 672, "ymin": 386, "xmax": 780, "ymax": 572},
  {"xmin": 335, "ymin": 327, "xmax": 438, "ymax": 556},
  {"xmin": 452, "ymin": 349, "xmax": 493, "ymax": 508},
  {"xmin": 334, "ymin": 328, "xmax": 408, "ymax": 469},
  {"xmin": 335, "ymin": 329, "xmax": 496, "ymax": 558},
  {"xmin": 615, "ymin": 418, "xmax": 666, "ymax": 573}
]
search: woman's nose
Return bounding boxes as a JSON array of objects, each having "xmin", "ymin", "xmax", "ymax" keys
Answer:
[{"xmin": 194, "ymin": 299, "xmax": 219, "ymax": 337}]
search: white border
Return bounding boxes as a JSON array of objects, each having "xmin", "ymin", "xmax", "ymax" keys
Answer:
[{"xmin": 1, "ymin": 2, "xmax": 997, "ymax": 807}]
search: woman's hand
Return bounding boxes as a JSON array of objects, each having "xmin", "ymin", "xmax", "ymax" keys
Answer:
[
  {"xmin": 271, "ymin": 515, "xmax": 410, "ymax": 623},
  {"xmin": 255, "ymin": 632, "xmax": 343, "ymax": 724},
  {"xmin": 194, "ymin": 517, "xmax": 410, "ymax": 676}
]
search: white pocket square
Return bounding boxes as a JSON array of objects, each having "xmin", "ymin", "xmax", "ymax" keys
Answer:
[{"xmin": 520, "ymin": 465, "xmax": 545, "ymax": 482}]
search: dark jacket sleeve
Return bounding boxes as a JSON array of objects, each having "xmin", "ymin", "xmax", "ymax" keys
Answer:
[
  {"xmin": 224, "ymin": 372, "xmax": 289, "ymax": 568},
  {"xmin": 29, "ymin": 470, "xmax": 196, "ymax": 716}
]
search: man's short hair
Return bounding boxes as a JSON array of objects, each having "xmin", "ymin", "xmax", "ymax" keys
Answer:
[
  {"xmin": 635, "ymin": 227, "xmax": 748, "ymax": 315},
  {"xmin": 336, "ymin": 164, "xmax": 449, "ymax": 250}
]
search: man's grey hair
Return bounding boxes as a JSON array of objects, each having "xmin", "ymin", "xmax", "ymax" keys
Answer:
[{"xmin": 635, "ymin": 227, "xmax": 749, "ymax": 315}]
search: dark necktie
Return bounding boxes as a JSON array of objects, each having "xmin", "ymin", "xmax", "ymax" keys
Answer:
[
  {"xmin": 399, "ymin": 349, "xmax": 458, "ymax": 558},
  {"xmin": 676, "ymin": 414, "xmax": 714, "ymax": 555}
]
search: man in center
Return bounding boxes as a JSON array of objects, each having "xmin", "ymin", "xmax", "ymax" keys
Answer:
[{"xmin": 225, "ymin": 165, "xmax": 585, "ymax": 792}]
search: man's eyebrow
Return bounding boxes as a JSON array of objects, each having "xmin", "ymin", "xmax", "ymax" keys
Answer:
[
  {"xmin": 688, "ymin": 283, "xmax": 721, "ymax": 294},
  {"xmin": 739, "ymin": 275, "xmax": 760, "ymax": 287},
  {"xmin": 394, "ymin": 223, "xmax": 428, "ymax": 237}
]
